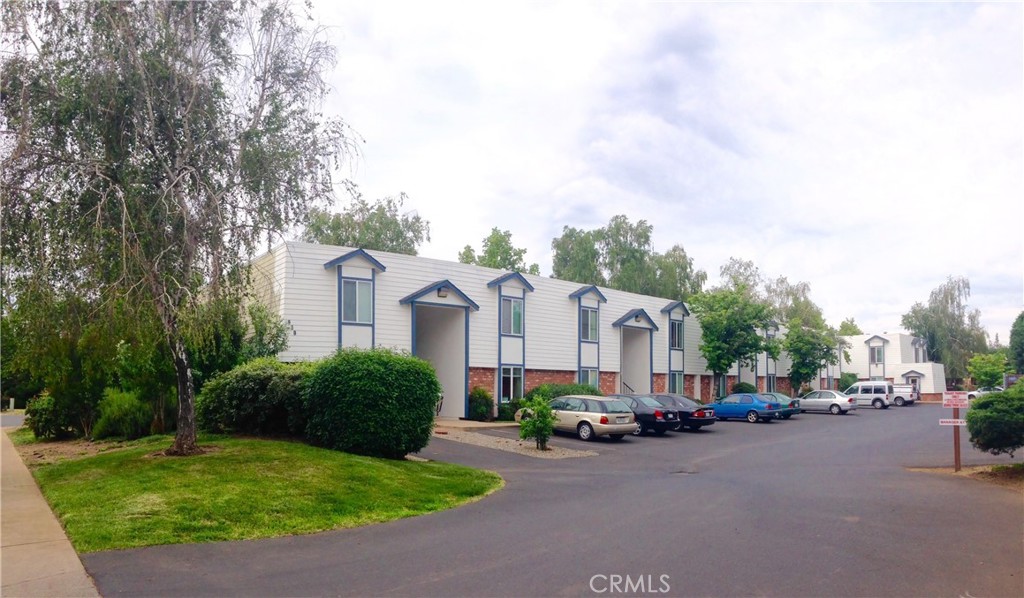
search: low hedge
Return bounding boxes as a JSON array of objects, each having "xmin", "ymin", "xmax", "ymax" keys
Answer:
[
  {"xmin": 732, "ymin": 382, "xmax": 758, "ymax": 394},
  {"xmin": 524, "ymin": 383, "xmax": 601, "ymax": 401},
  {"xmin": 196, "ymin": 357, "xmax": 312, "ymax": 436},
  {"xmin": 303, "ymin": 348, "xmax": 440, "ymax": 459},
  {"xmin": 468, "ymin": 386, "xmax": 494, "ymax": 422},
  {"xmin": 25, "ymin": 392, "xmax": 76, "ymax": 440}
]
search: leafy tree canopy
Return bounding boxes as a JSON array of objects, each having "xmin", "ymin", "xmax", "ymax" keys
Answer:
[
  {"xmin": 1, "ymin": 0, "xmax": 350, "ymax": 454},
  {"xmin": 838, "ymin": 318, "xmax": 864, "ymax": 336},
  {"xmin": 689, "ymin": 288, "xmax": 779, "ymax": 396},
  {"xmin": 1010, "ymin": 311, "xmax": 1024, "ymax": 374},
  {"xmin": 784, "ymin": 320, "xmax": 840, "ymax": 391},
  {"xmin": 549, "ymin": 215, "xmax": 705, "ymax": 299},
  {"xmin": 301, "ymin": 188, "xmax": 429, "ymax": 255},
  {"xmin": 968, "ymin": 352, "xmax": 1010, "ymax": 388},
  {"xmin": 459, "ymin": 228, "xmax": 539, "ymax": 274},
  {"xmin": 901, "ymin": 276, "xmax": 988, "ymax": 381}
]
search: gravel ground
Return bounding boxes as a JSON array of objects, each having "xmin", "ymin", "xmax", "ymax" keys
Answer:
[{"xmin": 430, "ymin": 428, "xmax": 597, "ymax": 459}]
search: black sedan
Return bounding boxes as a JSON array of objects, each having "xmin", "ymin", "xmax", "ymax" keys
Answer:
[
  {"xmin": 607, "ymin": 394, "xmax": 680, "ymax": 436},
  {"xmin": 647, "ymin": 394, "xmax": 717, "ymax": 431}
]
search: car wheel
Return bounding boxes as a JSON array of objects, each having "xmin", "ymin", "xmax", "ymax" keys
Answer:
[
  {"xmin": 609, "ymin": 434, "xmax": 625, "ymax": 440},
  {"xmin": 632, "ymin": 422, "xmax": 644, "ymax": 436},
  {"xmin": 872, "ymin": 399, "xmax": 884, "ymax": 409},
  {"xmin": 829, "ymin": 404, "xmax": 842, "ymax": 415},
  {"xmin": 672, "ymin": 423, "xmax": 682, "ymax": 431},
  {"xmin": 577, "ymin": 422, "xmax": 595, "ymax": 441},
  {"xmin": 746, "ymin": 410, "xmax": 759, "ymax": 423},
  {"xmin": 895, "ymin": 397, "xmax": 905, "ymax": 407}
]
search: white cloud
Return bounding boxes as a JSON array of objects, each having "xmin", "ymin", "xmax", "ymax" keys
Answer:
[{"xmin": 310, "ymin": 0, "xmax": 1023, "ymax": 341}]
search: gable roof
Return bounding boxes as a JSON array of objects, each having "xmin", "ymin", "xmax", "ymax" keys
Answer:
[
  {"xmin": 611, "ymin": 308, "xmax": 660, "ymax": 331},
  {"xmin": 660, "ymin": 301, "xmax": 690, "ymax": 317},
  {"xmin": 486, "ymin": 272, "xmax": 535, "ymax": 292},
  {"xmin": 568, "ymin": 285, "xmax": 608, "ymax": 303},
  {"xmin": 399, "ymin": 279, "xmax": 480, "ymax": 311},
  {"xmin": 901, "ymin": 370, "xmax": 925, "ymax": 379},
  {"xmin": 864, "ymin": 334, "xmax": 890, "ymax": 345},
  {"xmin": 323, "ymin": 248, "xmax": 387, "ymax": 272}
]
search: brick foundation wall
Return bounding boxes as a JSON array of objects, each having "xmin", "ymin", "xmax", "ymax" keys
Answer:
[
  {"xmin": 920, "ymin": 392, "xmax": 943, "ymax": 402},
  {"xmin": 726, "ymin": 376, "xmax": 738, "ymax": 392},
  {"xmin": 525, "ymin": 369, "xmax": 577, "ymax": 389},
  {"xmin": 684, "ymin": 374, "xmax": 696, "ymax": 398},
  {"xmin": 776, "ymin": 377, "xmax": 793, "ymax": 396},
  {"xmin": 469, "ymin": 367, "xmax": 496, "ymax": 395},
  {"xmin": 757, "ymin": 377, "xmax": 766, "ymax": 392},
  {"xmin": 653, "ymin": 373, "xmax": 667, "ymax": 393},
  {"xmin": 700, "ymin": 376, "xmax": 713, "ymax": 403},
  {"xmin": 600, "ymin": 372, "xmax": 618, "ymax": 395}
]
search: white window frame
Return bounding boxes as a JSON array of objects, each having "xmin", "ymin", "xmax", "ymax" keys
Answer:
[
  {"xmin": 500, "ymin": 366, "xmax": 523, "ymax": 403},
  {"xmin": 580, "ymin": 368, "xmax": 599, "ymax": 389},
  {"xmin": 669, "ymin": 320, "xmax": 683, "ymax": 350},
  {"xmin": 581, "ymin": 307, "xmax": 598, "ymax": 342},
  {"xmin": 341, "ymin": 279, "xmax": 373, "ymax": 324},
  {"xmin": 501, "ymin": 297, "xmax": 524, "ymax": 336},
  {"xmin": 869, "ymin": 346, "xmax": 884, "ymax": 364},
  {"xmin": 669, "ymin": 372, "xmax": 684, "ymax": 393}
]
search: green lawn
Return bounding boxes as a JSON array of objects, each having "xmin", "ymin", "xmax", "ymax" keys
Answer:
[{"xmin": 32, "ymin": 435, "xmax": 503, "ymax": 553}]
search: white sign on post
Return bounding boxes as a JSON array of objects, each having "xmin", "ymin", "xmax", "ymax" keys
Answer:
[
  {"xmin": 943, "ymin": 392, "xmax": 969, "ymax": 409},
  {"xmin": 939, "ymin": 419, "xmax": 967, "ymax": 426}
]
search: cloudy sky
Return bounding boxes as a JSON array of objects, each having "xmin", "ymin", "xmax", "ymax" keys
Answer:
[{"xmin": 308, "ymin": 1, "xmax": 1023, "ymax": 342}]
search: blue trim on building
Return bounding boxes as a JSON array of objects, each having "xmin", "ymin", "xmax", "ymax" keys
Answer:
[
  {"xmin": 405, "ymin": 299, "xmax": 471, "ymax": 419},
  {"xmin": 400, "ymin": 279, "xmax": 480, "ymax": 311},
  {"xmin": 611, "ymin": 308, "xmax": 660, "ymax": 331},
  {"xmin": 487, "ymin": 272, "xmax": 535, "ymax": 292},
  {"xmin": 660, "ymin": 300, "xmax": 690, "ymax": 317},
  {"xmin": 322, "ymin": 248, "xmax": 387, "ymax": 272},
  {"xmin": 569, "ymin": 285, "xmax": 608, "ymax": 303},
  {"xmin": 335, "ymin": 267, "xmax": 377, "ymax": 349}
]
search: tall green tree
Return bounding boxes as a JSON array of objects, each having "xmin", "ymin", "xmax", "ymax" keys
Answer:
[
  {"xmin": 1010, "ymin": 311, "xmax": 1024, "ymax": 373},
  {"xmin": 549, "ymin": 216, "xmax": 705, "ymax": 298},
  {"xmin": 2, "ymin": 0, "xmax": 350, "ymax": 455},
  {"xmin": 838, "ymin": 318, "xmax": 863, "ymax": 336},
  {"xmin": 459, "ymin": 228, "xmax": 539, "ymax": 274},
  {"xmin": 689, "ymin": 288, "xmax": 779, "ymax": 397},
  {"xmin": 901, "ymin": 277, "xmax": 988, "ymax": 381},
  {"xmin": 765, "ymin": 276, "xmax": 825, "ymax": 328},
  {"xmin": 301, "ymin": 190, "xmax": 429, "ymax": 255},
  {"xmin": 551, "ymin": 226, "xmax": 608, "ymax": 286},
  {"xmin": 967, "ymin": 352, "xmax": 1009, "ymax": 388},
  {"xmin": 784, "ymin": 320, "xmax": 840, "ymax": 392}
]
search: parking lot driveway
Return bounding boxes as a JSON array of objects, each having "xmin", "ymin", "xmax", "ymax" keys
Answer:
[{"xmin": 84, "ymin": 406, "xmax": 1023, "ymax": 597}]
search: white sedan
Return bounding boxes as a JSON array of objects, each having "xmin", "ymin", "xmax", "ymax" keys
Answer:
[{"xmin": 799, "ymin": 390, "xmax": 858, "ymax": 415}]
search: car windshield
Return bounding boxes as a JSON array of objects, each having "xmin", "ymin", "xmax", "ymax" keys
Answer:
[
  {"xmin": 604, "ymin": 400, "xmax": 632, "ymax": 414},
  {"xmin": 637, "ymin": 396, "xmax": 664, "ymax": 408}
]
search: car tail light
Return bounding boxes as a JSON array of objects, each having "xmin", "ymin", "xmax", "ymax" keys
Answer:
[
  {"xmin": 654, "ymin": 410, "xmax": 664, "ymax": 420},
  {"xmin": 600, "ymin": 415, "xmax": 608, "ymax": 424},
  {"xmin": 766, "ymin": 404, "xmax": 775, "ymax": 410},
  {"xmin": 848, "ymin": 398, "xmax": 855, "ymax": 403},
  {"xmin": 694, "ymin": 409, "xmax": 704, "ymax": 417}
]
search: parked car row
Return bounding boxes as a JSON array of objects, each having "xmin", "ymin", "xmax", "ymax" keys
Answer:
[{"xmin": 516, "ymin": 382, "xmax": 924, "ymax": 441}]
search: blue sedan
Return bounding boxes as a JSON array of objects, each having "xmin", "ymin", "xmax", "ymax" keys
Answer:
[{"xmin": 713, "ymin": 393, "xmax": 783, "ymax": 423}]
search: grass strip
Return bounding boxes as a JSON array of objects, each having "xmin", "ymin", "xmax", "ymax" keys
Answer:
[{"xmin": 32, "ymin": 435, "xmax": 502, "ymax": 553}]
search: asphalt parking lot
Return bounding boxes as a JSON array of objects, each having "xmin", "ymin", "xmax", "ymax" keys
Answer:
[{"xmin": 84, "ymin": 404, "xmax": 1023, "ymax": 597}]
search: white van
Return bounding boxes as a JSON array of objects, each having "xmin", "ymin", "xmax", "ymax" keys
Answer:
[
  {"xmin": 842, "ymin": 381, "xmax": 893, "ymax": 409},
  {"xmin": 891, "ymin": 384, "xmax": 918, "ymax": 407}
]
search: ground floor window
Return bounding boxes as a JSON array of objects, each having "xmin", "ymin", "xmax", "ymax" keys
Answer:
[
  {"xmin": 500, "ymin": 366, "xmax": 523, "ymax": 403},
  {"xmin": 669, "ymin": 372, "xmax": 683, "ymax": 393},
  {"xmin": 767, "ymin": 374, "xmax": 777, "ymax": 392},
  {"xmin": 579, "ymin": 368, "xmax": 599, "ymax": 389},
  {"xmin": 826, "ymin": 375, "xmax": 834, "ymax": 390}
]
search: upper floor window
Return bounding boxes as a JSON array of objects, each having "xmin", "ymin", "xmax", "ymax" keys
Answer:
[
  {"xmin": 581, "ymin": 307, "xmax": 598, "ymax": 341},
  {"xmin": 869, "ymin": 346, "xmax": 884, "ymax": 364},
  {"xmin": 669, "ymin": 320, "xmax": 683, "ymax": 350},
  {"xmin": 342, "ymin": 279, "xmax": 372, "ymax": 324},
  {"xmin": 501, "ymin": 297, "xmax": 524, "ymax": 336}
]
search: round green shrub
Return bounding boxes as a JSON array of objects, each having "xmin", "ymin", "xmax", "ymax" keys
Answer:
[
  {"xmin": 24, "ymin": 391, "xmax": 75, "ymax": 440},
  {"xmin": 967, "ymin": 382, "xmax": 1024, "ymax": 458},
  {"xmin": 92, "ymin": 388, "xmax": 152, "ymax": 440},
  {"xmin": 468, "ymin": 386, "xmax": 494, "ymax": 421},
  {"xmin": 732, "ymin": 382, "xmax": 758, "ymax": 394},
  {"xmin": 303, "ymin": 348, "xmax": 441, "ymax": 459},
  {"xmin": 196, "ymin": 357, "xmax": 311, "ymax": 436}
]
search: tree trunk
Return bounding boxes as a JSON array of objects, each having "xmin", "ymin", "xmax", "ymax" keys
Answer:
[{"xmin": 166, "ymin": 334, "xmax": 201, "ymax": 455}]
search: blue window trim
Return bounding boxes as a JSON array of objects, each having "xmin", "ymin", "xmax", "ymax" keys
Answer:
[
  {"xmin": 408, "ymin": 300, "xmax": 471, "ymax": 419},
  {"xmin": 400, "ymin": 279, "xmax": 480, "ymax": 311},
  {"xmin": 577, "ymin": 299, "xmax": 600, "ymax": 385},
  {"xmin": 498, "ymin": 364, "xmax": 525, "ymax": 403},
  {"xmin": 323, "ymin": 248, "xmax": 387, "ymax": 272},
  {"xmin": 336, "ymin": 268, "xmax": 376, "ymax": 348},
  {"xmin": 497, "ymin": 285, "xmax": 527, "ymax": 399},
  {"xmin": 500, "ymin": 296, "xmax": 525, "ymax": 338},
  {"xmin": 487, "ymin": 272, "xmax": 535, "ymax": 292}
]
